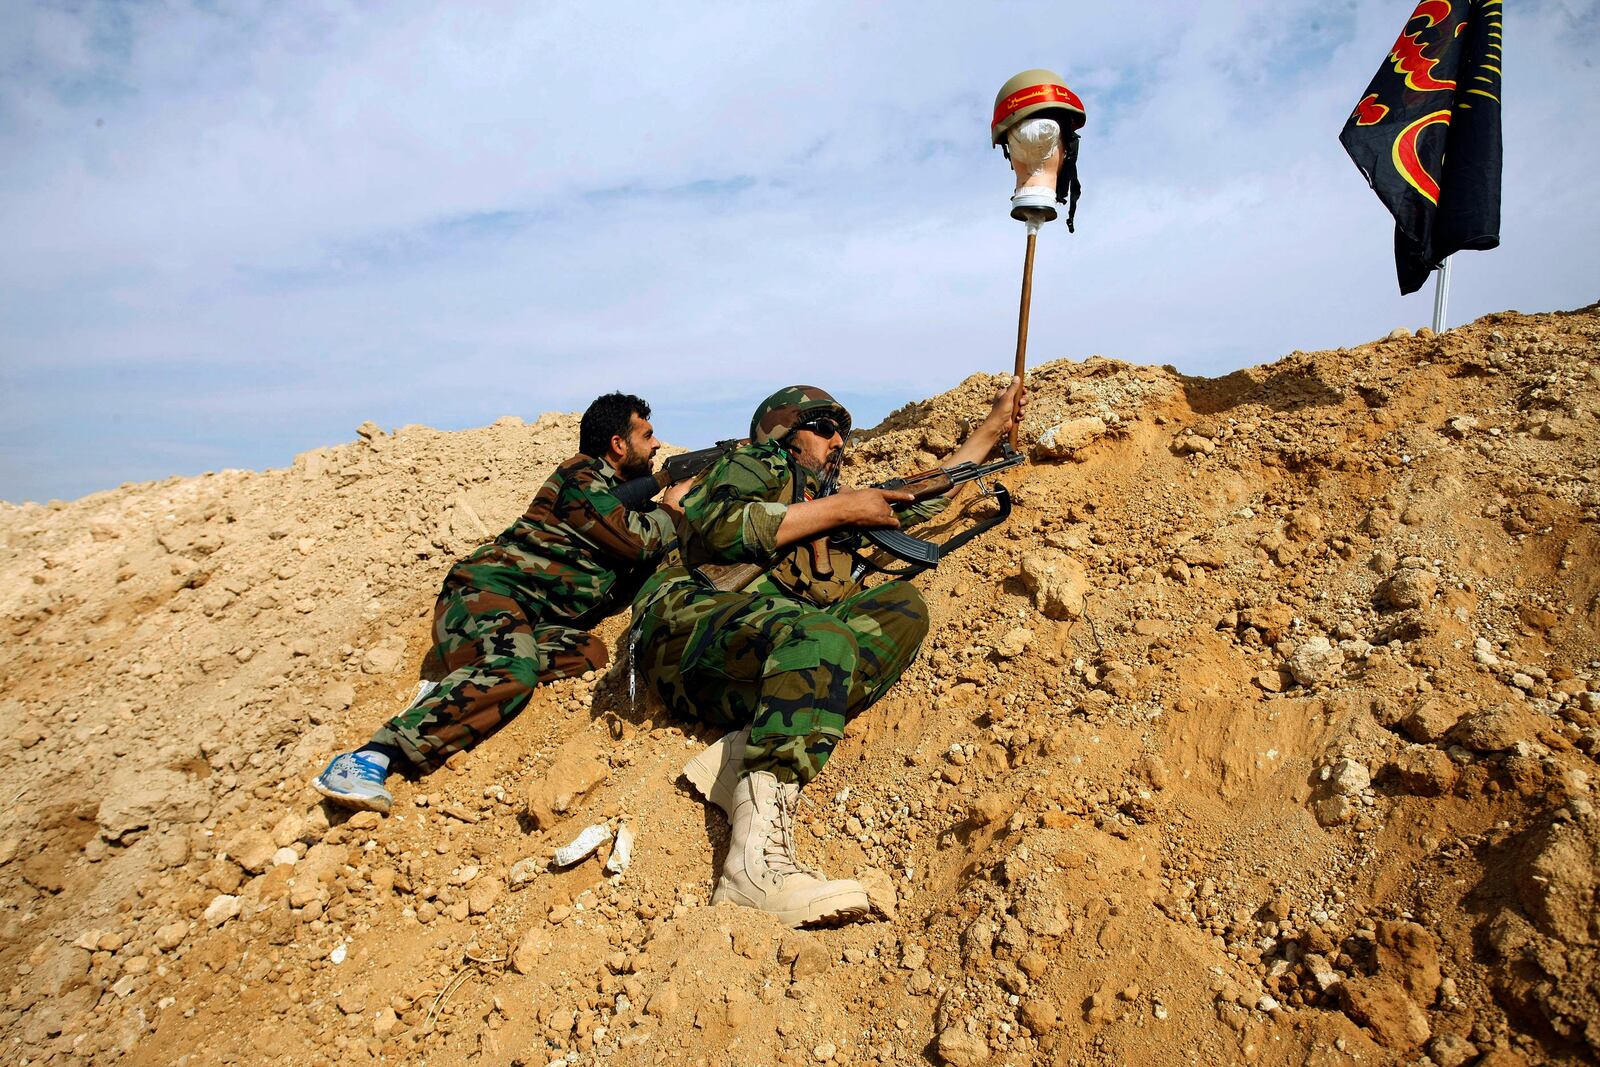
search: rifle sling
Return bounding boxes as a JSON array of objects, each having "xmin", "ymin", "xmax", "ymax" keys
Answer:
[{"xmin": 862, "ymin": 483, "xmax": 1014, "ymax": 578}]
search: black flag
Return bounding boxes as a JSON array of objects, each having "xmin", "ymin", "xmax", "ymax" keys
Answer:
[{"xmin": 1339, "ymin": 0, "xmax": 1503, "ymax": 295}]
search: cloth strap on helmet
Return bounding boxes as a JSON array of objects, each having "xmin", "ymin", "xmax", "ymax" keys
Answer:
[{"xmin": 1061, "ymin": 131, "xmax": 1082, "ymax": 233}]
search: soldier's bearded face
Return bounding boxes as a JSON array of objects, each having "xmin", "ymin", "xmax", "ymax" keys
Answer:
[
  {"xmin": 617, "ymin": 415, "xmax": 660, "ymax": 479},
  {"xmin": 790, "ymin": 427, "xmax": 844, "ymax": 476}
]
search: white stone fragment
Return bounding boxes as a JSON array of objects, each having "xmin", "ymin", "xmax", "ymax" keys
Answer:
[
  {"xmin": 1306, "ymin": 956, "xmax": 1342, "ymax": 993},
  {"xmin": 604, "ymin": 823, "xmax": 635, "ymax": 876},
  {"xmin": 552, "ymin": 823, "xmax": 612, "ymax": 868},
  {"xmin": 508, "ymin": 857, "xmax": 541, "ymax": 890},
  {"xmin": 1286, "ymin": 636, "xmax": 1345, "ymax": 686},
  {"xmin": 72, "ymin": 930, "xmax": 107, "ymax": 951},
  {"xmin": 1037, "ymin": 416, "xmax": 1108, "ymax": 459},
  {"xmin": 1338, "ymin": 639, "xmax": 1374, "ymax": 660},
  {"xmin": 1328, "ymin": 758, "xmax": 1371, "ymax": 796},
  {"xmin": 202, "ymin": 895, "xmax": 241, "ymax": 927}
]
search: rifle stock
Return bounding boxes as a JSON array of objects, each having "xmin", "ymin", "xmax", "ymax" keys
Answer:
[{"xmin": 690, "ymin": 560, "xmax": 767, "ymax": 593}]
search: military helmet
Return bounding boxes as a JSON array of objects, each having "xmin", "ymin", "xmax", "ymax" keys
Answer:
[
  {"xmin": 749, "ymin": 385, "xmax": 852, "ymax": 446},
  {"xmin": 991, "ymin": 68, "xmax": 1087, "ymax": 145}
]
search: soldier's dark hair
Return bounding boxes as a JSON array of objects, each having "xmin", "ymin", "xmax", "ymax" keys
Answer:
[{"xmin": 579, "ymin": 393, "xmax": 651, "ymax": 457}]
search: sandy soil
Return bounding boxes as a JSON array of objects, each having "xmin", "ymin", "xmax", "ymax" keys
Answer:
[{"xmin": 2, "ymin": 306, "xmax": 1598, "ymax": 1067}]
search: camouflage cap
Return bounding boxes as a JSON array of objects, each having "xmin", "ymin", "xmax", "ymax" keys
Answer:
[{"xmin": 749, "ymin": 385, "xmax": 853, "ymax": 446}]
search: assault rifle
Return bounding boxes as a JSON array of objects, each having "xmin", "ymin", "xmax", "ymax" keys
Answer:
[
  {"xmin": 845, "ymin": 443, "xmax": 1026, "ymax": 574},
  {"xmin": 689, "ymin": 443, "xmax": 1026, "ymax": 597},
  {"xmin": 613, "ymin": 438, "xmax": 746, "ymax": 511}
]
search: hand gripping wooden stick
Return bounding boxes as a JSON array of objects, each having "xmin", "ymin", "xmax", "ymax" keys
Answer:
[{"xmin": 1010, "ymin": 228, "xmax": 1038, "ymax": 449}]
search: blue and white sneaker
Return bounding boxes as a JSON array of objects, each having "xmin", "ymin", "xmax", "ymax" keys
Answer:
[{"xmin": 312, "ymin": 752, "xmax": 394, "ymax": 813}]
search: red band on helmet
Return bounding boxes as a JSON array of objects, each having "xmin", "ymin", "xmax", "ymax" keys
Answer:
[{"xmin": 992, "ymin": 83, "xmax": 1085, "ymax": 131}]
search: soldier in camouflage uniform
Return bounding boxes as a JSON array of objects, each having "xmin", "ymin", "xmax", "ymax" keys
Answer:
[
  {"xmin": 315, "ymin": 393, "xmax": 686, "ymax": 813},
  {"xmin": 634, "ymin": 379, "xmax": 1025, "ymax": 926}
]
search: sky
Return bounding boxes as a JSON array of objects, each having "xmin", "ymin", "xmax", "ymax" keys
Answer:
[{"xmin": 1, "ymin": 0, "xmax": 1596, "ymax": 503}]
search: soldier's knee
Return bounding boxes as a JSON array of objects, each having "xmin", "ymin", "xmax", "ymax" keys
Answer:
[
  {"xmin": 767, "ymin": 611, "xmax": 858, "ymax": 675},
  {"xmin": 535, "ymin": 630, "xmax": 610, "ymax": 683},
  {"xmin": 879, "ymin": 581, "xmax": 931, "ymax": 638},
  {"xmin": 899, "ymin": 582, "xmax": 931, "ymax": 622},
  {"xmin": 869, "ymin": 579, "xmax": 925, "ymax": 608},
  {"xmin": 581, "ymin": 637, "xmax": 611, "ymax": 669},
  {"xmin": 499, "ymin": 655, "xmax": 545, "ymax": 691},
  {"xmin": 795, "ymin": 610, "xmax": 857, "ymax": 649}
]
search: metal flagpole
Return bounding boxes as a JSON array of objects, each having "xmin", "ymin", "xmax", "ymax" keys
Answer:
[{"xmin": 1432, "ymin": 255, "xmax": 1453, "ymax": 333}]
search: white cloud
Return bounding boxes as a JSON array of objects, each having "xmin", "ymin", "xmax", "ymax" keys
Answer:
[{"xmin": 2, "ymin": 0, "xmax": 1597, "ymax": 500}]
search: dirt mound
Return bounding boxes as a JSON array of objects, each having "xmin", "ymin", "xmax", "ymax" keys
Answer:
[{"xmin": 2, "ymin": 307, "xmax": 1598, "ymax": 1066}]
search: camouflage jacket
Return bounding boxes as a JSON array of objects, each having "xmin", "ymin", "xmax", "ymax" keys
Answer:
[
  {"xmin": 447, "ymin": 454, "xmax": 675, "ymax": 628},
  {"xmin": 635, "ymin": 441, "xmax": 946, "ymax": 614}
]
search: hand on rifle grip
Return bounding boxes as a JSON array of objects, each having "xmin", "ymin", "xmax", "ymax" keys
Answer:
[
  {"xmin": 835, "ymin": 487, "xmax": 914, "ymax": 529},
  {"xmin": 662, "ymin": 479, "xmax": 694, "ymax": 511}
]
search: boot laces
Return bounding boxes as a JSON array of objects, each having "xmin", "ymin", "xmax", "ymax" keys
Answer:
[{"xmin": 764, "ymin": 784, "xmax": 825, "ymax": 878}]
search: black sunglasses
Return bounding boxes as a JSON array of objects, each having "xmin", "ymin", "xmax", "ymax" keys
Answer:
[{"xmin": 794, "ymin": 415, "xmax": 847, "ymax": 439}]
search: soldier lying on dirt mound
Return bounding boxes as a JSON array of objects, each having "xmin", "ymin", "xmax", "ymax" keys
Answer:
[
  {"xmin": 633, "ymin": 378, "xmax": 1025, "ymax": 926},
  {"xmin": 314, "ymin": 392, "xmax": 691, "ymax": 813}
]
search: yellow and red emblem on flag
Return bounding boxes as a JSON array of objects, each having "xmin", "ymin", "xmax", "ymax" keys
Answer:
[
  {"xmin": 1392, "ymin": 110, "xmax": 1452, "ymax": 204},
  {"xmin": 1353, "ymin": 94, "xmax": 1390, "ymax": 126}
]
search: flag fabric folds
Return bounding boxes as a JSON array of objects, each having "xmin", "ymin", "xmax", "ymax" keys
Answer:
[{"xmin": 1339, "ymin": 0, "xmax": 1503, "ymax": 295}]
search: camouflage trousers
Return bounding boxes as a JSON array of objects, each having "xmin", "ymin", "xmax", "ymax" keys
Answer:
[
  {"xmin": 634, "ymin": 579, "xmax": 929, "ymax": 785},
  {"xmin": 370, "ymin": 584, "xmax": 607, "ymax": 770}
]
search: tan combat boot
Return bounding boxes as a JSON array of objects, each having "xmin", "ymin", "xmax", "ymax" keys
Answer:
[
  {"xmin": 681, "ymin": 726, "xmax": 749, "ymax": 817},
  {"xmin": 712, "ymin": 770, "xmax": 869, "ymax": 928}
]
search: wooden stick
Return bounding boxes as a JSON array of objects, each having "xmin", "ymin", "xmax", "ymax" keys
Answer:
[{"xmin": 1011, "ymin": 229, "xmax": 1038, "ymax": 448}]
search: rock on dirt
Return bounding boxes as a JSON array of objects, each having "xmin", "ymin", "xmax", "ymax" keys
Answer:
[
  {"xmin": 1017, "ymin": 549, "xmax": 1088, "ymax": 620},
  {"xmin": 525, "ymin": 740, "xmax": 610, "ymax": 829},
  {"xmin": 1390, "ymin": 747, "xmax": 1458, "ymax": 796},
  {"xmin": 1286, "ymin": 635, "xmax": 1344, "ymax": 686},
  {"xmin": 202, "ymin": 895, "xmax": 241, "ymax": 927},
  {"xmin": 1375, "ymin": 920, "xmax": 1443, "ymax": 1004},
  {"xmin": 936, "ymin": 1024, "xmax": 991, "ymax": 1066},
  {"xmin": 1450, "ymin": 703, "xmax": 1529, "ymax": 752},
  {"xmin": 1516, "ymin": 806, "xmax": 1600, "ymax": 945},
  {"xmin": 1035, "ymin": 416, "xmax": 1108, "ymax": 460},
  {"xmin": 1374, "ymin": 567, "xmax": 1438, "ymax": 610},
  {"xmin": 97, "ymin": 768, "xmax": 210, "ymax": 843},
  {"xmin": 1340, "ymin": 976, "xmax": 1431, "ymax": 1049},
  {"xmin": 224, "ymin": 828, "xmax": 277, "ymax": 874},
  {"xmin": 1402, "ymin": 697, "xmax": 1463, "ymax": 743}
]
